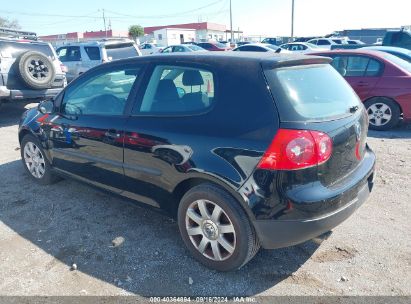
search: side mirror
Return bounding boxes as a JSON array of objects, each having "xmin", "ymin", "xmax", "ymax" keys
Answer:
[{"xmin": 38, "ymin": 99, "xmax": 54, "ymax": 114}]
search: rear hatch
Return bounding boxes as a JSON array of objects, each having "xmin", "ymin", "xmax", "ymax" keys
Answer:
[{"xmin": 264, "ymin": 63, "xmax": 368, "ymax": 185}]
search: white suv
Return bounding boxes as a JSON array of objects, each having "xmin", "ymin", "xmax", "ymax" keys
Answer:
[
  {"xmin": 0, "ymin": 39, "xmax": 66, "ymax": 106},
  {"xmin": 56, "ymin": 39, "xmax": 141, "ymax": 82}
]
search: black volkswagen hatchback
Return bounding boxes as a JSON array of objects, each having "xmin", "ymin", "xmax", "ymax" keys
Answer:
[{"xmin": 19, "ymin": 53, "xmax": 375, "ymax": 271}]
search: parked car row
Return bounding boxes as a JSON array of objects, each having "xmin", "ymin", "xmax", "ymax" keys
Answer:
[
  {"xmin": 56, "ymin": 39, "xmax": 142, "ymax": 82},
  {"xmin": 2, "ymin": 36, "xmax": 410, "ymax": 131}
]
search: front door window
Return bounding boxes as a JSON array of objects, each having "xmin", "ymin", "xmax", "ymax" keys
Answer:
[{"xmin": 62, "ymin": 67, "xmax": 140, "ymax": 116}]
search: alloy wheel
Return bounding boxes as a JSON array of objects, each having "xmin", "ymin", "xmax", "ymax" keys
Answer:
[
  {"xmin": 185, "ymin": 199, "xmax": 236, "ymax": 261},
  {"xmin": 27, "ymin": 59, "xmax": 49, "ymax": 80},
  {"xmin": 23, "ymin": 142, "xmax": 46, "ymax": 179},
  {"xmin": 367, "ymin": 103, "xmax": 392, "ymax": 127}
]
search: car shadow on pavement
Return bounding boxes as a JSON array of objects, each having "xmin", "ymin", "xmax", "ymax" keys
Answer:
[
  {"xmin": 368, "ymin": 123, "xmax": 411, "ymax": 139},
  {"xmin": 0, "ymin": 160, "xmax": 322, "ymax": 296},
  {"xmin": 0, "ymin": 101, "xmax": 37, "ymax": 128}
]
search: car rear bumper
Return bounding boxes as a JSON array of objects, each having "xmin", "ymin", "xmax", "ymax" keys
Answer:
[
  {"xmin": 253, "ymin": 178, "xmax": 372, "ymax": 249},
  {"xmin": 0, "ymin": 86, "xmax": 63, "ymax": 100},
  {"xmin": 250, "ymin": 148, "xmax": 375, "ymax": 250}
]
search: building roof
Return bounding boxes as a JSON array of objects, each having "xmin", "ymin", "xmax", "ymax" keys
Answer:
[
  {"xmin": 144, "ymin": 22, "xmax": 226, "ymax": 35},
  {"xmin": 153, "ymin": 28, "xmax": 196, "ymax": 32}
]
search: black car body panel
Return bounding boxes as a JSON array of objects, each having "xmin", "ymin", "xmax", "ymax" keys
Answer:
[{"xmin": 19, "ymin": 52, "xmax": 376, "ymax": 250}]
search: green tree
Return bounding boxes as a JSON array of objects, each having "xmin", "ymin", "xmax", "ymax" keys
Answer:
[
  {"xmin": 0, "ymin": 16, "xmax": 21, "ymax": 29},
  {"xmin": 128, "ymin": 25, "xmax": 144, "ymax": 41}
]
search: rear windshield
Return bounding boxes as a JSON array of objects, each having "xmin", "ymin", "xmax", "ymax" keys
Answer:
[
  {"xmin": 105, "ymin": 43, "xmax": 139, "ymax": 60},
  {"xmin": 265, "ymin": 64, "xmax": 361, "ymax": 122},
  {"xmin": 0, "ymin": 41, "xmax": 55, "ymax": 59}
]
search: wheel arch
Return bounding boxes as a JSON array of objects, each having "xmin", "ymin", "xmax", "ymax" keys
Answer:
[
  {"xmin": 19, "ymin": 128, "xmax": 53, "ymax": 163},
  {"xmin": 18, "ymin": 128, "xmax": 32, "ymax": 143},
  {"xmin": 172, "ymin": 175, "xmax": 256, "ymax": 222}
]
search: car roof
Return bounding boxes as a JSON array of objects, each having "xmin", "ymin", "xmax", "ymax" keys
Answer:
[
  {"xmin": 0, "ymin": 38, "xmax": 50, "ymax": 46},
  {"xmin": 362, "ymin": 46, "xmax": 411, "ymax": 54},
  {"xmin": 166, "ymin": 44, "xmax": 188, "ymax": 47},
  {"xmin": 63, "ymin": 39, "xmax": 134, "ymax": 47},
  {"xmin": 106, "ymin": 52, "xmax": 331, "ymax": 69},
  {"xmin": 310, "ymin": 49, "xmax": 388, "ymax": 58}
]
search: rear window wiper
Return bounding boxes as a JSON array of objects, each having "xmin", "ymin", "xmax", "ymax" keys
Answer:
[{"xmin": 349, "ymin": 106, "xmax": 359, "ymax": 113}]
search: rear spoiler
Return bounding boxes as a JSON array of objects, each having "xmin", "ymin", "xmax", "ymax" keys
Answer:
[{"xmin": 261, "ymin": 56, "xmax": 332, "ymax": 69}]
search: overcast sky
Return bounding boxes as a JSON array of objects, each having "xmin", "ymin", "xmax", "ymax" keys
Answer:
[{"xmin": 1, "ymin": 0, "xmax": 410, "ymax": 37}]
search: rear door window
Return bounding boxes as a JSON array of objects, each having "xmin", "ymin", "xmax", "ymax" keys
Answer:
[
  {"xmin": 331, "ymin": 56, "xmax": 383, "ymax": 77},
  {"xmin": 136, "ymin": 65, "xmax": 215, "ymax": 114},
  {"xmin": 318, "ymin": 39, "xmax": 331, "ymax": 45},
  {"xmin": 240, "ymin": 46, "xmax": 266, "ymax": 52},
  {"xmin": 346, "ymin": 56, "xmax": 369, "ymax": 76},
  {"xmin": 364, "ymin": 58, "xmax": 382, "ymax": 76},
  {"xmin": 264, "ymin": 64, "xmax": 361, "ymax": 122},
  {"xmin": 85, "ymin": 46, "xmax": 101, "ymax": 60},
  {"xmin": 58, "ymin": 46, "xmax": 81, "ymax": 62}
]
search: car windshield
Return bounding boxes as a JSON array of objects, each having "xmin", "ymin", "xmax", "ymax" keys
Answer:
[
  {"xmin": 382, "ymin": 52, "xmax": 411, "ymax": 73},
  {"xmin": 265, "ymin": 64, "xmax": 361, "ymax": 122},
  {"xmin": 105, "ymin": 43, "xmax": 138, "ymax": 60},
  {"xmin": 187, "ymin": 45, "xmax": 204, "ymax": 51}
]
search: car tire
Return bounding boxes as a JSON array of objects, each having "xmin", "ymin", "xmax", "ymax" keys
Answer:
[
  {"xmin": 364, "ymin": 98, "xmax": 401, "ymax": 131},
  {"xmin": 20, "ymin": 134, "xmax": 60, "ymax": 185},
  {"xmin": 178, "ymin": 183, "xmax": 260, "ymax": 271},
  {"xmin": 17, "ymin": 51, "xmax": 56, "ymax": 90}
]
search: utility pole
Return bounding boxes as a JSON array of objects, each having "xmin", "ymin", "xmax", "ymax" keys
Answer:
[
  {"xmin": 291, "ymin": 0, "xmax": 295, "ymax": 40},
  {"xmin": 230, "ymin": 0, "xmax": 233, "ymax": 42},
  {"xmin": 102, "ymin": 9, "xmax": 107, "ymax": 38}
]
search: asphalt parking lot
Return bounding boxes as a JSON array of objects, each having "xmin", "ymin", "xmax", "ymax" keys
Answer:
[{"xmin": 0, "ymin": 101, "xmax": 410, "ymax": 297}]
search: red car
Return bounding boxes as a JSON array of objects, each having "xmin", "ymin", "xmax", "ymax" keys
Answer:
[
  {"xmin": 197, "ymin": 42, "xmax": 230, "ymax": 52},
  {"xmin": 311, "ymin": 50, "xmax": 411, "ymax": 130}
]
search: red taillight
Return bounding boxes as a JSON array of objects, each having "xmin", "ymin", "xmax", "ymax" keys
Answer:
[
  {"xmin": 257, "ymin": 129, "xmax": 333, "ymax": 170},
  {"xmin": 59, "ymin": 61, "xmax": 68, "ymax": 73}
]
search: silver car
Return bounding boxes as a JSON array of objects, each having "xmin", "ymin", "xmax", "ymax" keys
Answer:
[
  {"xmin": 56, "ymin": 39, "xmax": 142, "ymax": 82},
  {"xmin": 161, "ymin": 44, "xmax": 207, "ymax": 53}
]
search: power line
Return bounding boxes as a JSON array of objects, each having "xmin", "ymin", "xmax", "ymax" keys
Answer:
[
  {"xmin": 0, "ymin": 0, "xmax": 225, "ymax": 21},
  {"xmin": 0, "ymin": 9, "xmax": 100, "ymax": 19},
  {"xmin": 104, "ymin": 0, "xmax": 224, "ymax": 19}
]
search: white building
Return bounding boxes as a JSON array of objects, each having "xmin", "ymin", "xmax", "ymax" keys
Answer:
[
  {"xmin": 153, "ymin": 28, "xmax": 196, "ymax": 47},
  {"xmin": 144, "ymin": 22, "xmax": 228, "ymax": 45}
]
